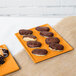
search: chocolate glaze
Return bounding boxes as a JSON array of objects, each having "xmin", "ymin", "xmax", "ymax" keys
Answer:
[
  {"xmin": 36, "ymin": 27, "xmax": 50, "ymax": 31},
  {"xmin": 32, "ymin": 49, "xmax": 48, "ymax": 55},
  {"xmin": 23, "ymin": 35, "xmax": 37, "ymax": 39},
  {"xmin": 45, "ymin": 37, "xmax": 60, "ymax": 44},
  {"xmin": 49, "ymin": 43, "xmax": 64, "ymax": 50},
  {"xmin": 40, "ymin": 31, "xmax": 54, "ymax": 37},
  {"xmin": 19, "ymin": 29, "xmax": 33, "ymax": 35},
  {"xmin": 0, "ymin": 55, "xmax": 5, "ymax": 64},
  {"xmin": 2, "ymin": 49, "xmax": 9, "ymax": 57},
  {"xmin": 27, "ymin": 41, "xmax": 41, "ymax": 48}
]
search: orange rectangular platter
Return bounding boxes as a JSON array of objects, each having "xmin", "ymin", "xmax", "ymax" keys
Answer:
[
  {"xmin": 15, "ymin": 24, "xmax": 73, "ymax": 63},
  {"xmin": 0, "ymin": 44, "xmax": 19, "ymax": 76}
]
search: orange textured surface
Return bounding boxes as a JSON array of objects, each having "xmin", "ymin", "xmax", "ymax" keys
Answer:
[
  {"xmin": 15, "ymin": 24, "xmax": 73, "ymax": 63},
  {"xmin": 0, "ymin": 44, "xmax": 19, "ymax": 76}
]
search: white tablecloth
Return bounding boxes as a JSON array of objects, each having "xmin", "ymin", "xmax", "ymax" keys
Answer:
[{"xmin": 0, "ymin": 17, "xmax": 63, "ymax": 55}]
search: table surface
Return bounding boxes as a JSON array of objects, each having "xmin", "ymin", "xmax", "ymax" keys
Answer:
[{"xmin": 0, "ymin": 17, "xmax": 63, "ymax": 55}]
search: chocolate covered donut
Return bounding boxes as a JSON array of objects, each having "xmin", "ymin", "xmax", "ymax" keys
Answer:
[
  {"xmin": 27, "ymin": 41, "xmax": 42, "ymax": 48},
  {"xmin": 36, "ymin": 27, "xmax": 50, "ymax": 31},
  {"xmin": 32, "ymin": 49, "xmax": 48, "ymax": 56},
  {"xmin": 19, "ymin": 29, "xmax": 33, "ymax": 35},
  {"xmin": 40, "ymin": 31, "xmax": 54, "ymax": 37},
  {"xmin": 23, "ymin": 35, "xmax": 37, "ymax": 41},
  {"xmin": 49, "ymin": 43, "xmax": 64, "ymax": 51},
  {"xmin": 45, "ymin": 37, "xmax": 60, "ymax": 44},
  {"xmin": 0, "ymin": 48, "xmax": 9, "ymax": 65}
]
